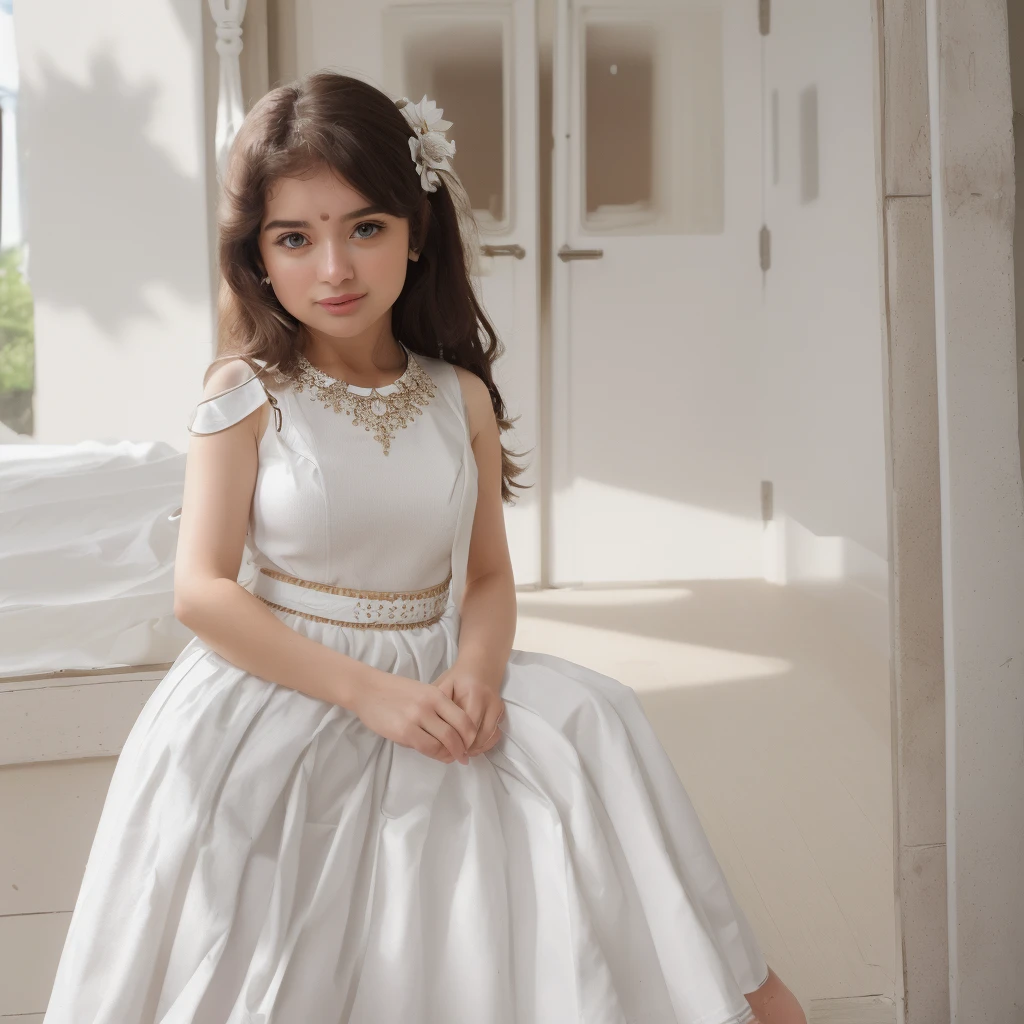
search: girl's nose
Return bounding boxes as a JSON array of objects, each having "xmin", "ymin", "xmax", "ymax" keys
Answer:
[{"xmin": 320, "ymin": 240, "xmax": 355, "ymax": 285}]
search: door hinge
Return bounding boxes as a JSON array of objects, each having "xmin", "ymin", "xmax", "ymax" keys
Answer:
[
  {"xmin": 759, "ymin": 0, "xmax": 770, "ymax": 36},
  {"xmin": 759, "ymin": 225, "xmax": 771, "ymax": 273},
  {"xmin": 761, "ymin": 481, "xmax": 774, "ymax": 523}
]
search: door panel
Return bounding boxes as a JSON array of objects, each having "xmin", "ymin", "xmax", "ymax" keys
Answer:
[
  {"xmin": 551, "ymin": 0, "xmax": 764, "ymax": 584},
  {"xmin": 296, "ymin": 0, "xmax": 542, "ymax": 584}
]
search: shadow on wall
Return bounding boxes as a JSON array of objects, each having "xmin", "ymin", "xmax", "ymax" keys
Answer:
[{"xmin": 18, "ymin": 47, "xmax": 209, "ymax": 336}]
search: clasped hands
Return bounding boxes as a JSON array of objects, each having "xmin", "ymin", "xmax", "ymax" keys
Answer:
[{"xmin": 352, "ymin": 656, "xmax": 506, "ymax": 766}]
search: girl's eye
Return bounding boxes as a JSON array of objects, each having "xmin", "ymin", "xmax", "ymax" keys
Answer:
[
  {"xmin": 353, "ymin": 221, "xmax": 385, "ymax": 240},
  {"xmin": 273, "ymin": 222, "xmax": 384, "ymax": 249}
]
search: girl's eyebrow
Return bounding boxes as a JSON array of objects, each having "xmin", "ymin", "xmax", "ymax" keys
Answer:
[{"xmin": 262, "ymin": 206, "xmax": 386, "ymax": 232}]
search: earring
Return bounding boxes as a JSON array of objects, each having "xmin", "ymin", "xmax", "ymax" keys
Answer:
[{"xmin": 261, "ymin": 275, "xmax": 271, "ymax": 285}]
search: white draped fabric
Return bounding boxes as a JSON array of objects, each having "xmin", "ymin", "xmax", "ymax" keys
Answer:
[{"xmin": 0, "ymin": 439, "xmax": 192, "ymax": 677}]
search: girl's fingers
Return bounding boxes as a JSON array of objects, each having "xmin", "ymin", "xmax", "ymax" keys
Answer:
[
  {"xmin": 469, "ymin": 731, "xmax": 499, "ymax": 757},
  {"xmin": 421, "ymin": 716, "xmax": 468, "ymax": 764},
  {"xmin": 426, "ymin": 694, "xmax": 506, "ymax": 760},
  {"xmin": 411, "ymin": 726, "xmax": 458, "ymax": 763},
  {"xmin": 475, "ymin": 700, "xmax": 504, "ymax": 750},
  {"xmin": 468, "ymin": 720, "xmax": 503, "ymax": 757},
  {"xmin": 432, "ymin": 691, "xmax": 478, "ymax": 752}
]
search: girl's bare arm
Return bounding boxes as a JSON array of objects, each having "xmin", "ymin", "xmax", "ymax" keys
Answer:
[
  {"xmin": 451, "ymin": 366, "xmax": 518, "ymax": 688},
  {"xmin": 172, "ymin": 361, "xmax": 375, "ymax": 709}
]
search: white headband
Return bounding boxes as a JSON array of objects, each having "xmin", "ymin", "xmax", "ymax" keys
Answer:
[{"xmin": 395, "ymin": 95, "xmax": 457, "ymax": 193}]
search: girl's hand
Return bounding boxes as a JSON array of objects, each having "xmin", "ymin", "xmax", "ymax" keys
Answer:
[
  {"xmin": 352, "ymin": 667, "xmax": 477, "ymax": 765},
  {"xmin": 432, "ymin": 661, "xmax": 506, "ymax": 760}
]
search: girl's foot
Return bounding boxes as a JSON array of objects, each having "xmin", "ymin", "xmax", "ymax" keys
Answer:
[{"xmin": 745, "ymin": 967, "xmax": 807, "ymax": 1024}]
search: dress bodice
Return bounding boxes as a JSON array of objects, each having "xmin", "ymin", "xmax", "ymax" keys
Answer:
[{"xmin": 187, "ymin": 345, "xmax": 477, "ymax": 617}]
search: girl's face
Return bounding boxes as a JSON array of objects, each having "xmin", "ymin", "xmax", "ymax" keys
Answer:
[{"xmin": 257, "ymin": 165, "xmax": 416, "ymax": 347}]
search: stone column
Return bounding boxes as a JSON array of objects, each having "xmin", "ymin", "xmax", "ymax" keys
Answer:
[
  {"xmin": 878, "ymin": 1, "xmax": 950, "ymax": 1021},
  {"xmin": 925, "ymin": 0, "xmax": 1024, "ymax": 1019}
]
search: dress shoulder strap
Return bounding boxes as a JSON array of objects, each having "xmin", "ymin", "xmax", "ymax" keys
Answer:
[
  {"xmin": 188, "ymin": 354, "xmax": 283, "ymax": 436},
  {"xmin": 420, "ymin": 354, "xmax": 468, "ymax": 430}
]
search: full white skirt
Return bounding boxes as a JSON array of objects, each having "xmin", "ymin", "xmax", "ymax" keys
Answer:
[{"xmin": 43, "ymin": 604, "xmax": 767, "ymax": 1024}]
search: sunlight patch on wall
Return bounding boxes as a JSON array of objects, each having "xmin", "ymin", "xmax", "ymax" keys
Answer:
[{"xmin": 565, "ymin": 477, "xmax": 764, "ymax": 582}]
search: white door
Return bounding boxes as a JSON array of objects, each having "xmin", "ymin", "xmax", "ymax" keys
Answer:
[
  {"xmin": 757, "ymin": 1, "xmax": 889, "ymax": 588},
  {"xmin": 296, "ymin": 0, "xmax": 542, "ymax": 585},
  {"xmin": 550, "ymin": 0, "xmax": 765, "ymax": 584}
]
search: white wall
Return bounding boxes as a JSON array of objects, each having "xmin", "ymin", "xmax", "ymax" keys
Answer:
[
  {"xmin": 760, "ymin": 1, "xmax": 889, "ymax": 607},
  {"xmin": 14, "ymin": 0, "xmax": 215, "ymax": 449}
]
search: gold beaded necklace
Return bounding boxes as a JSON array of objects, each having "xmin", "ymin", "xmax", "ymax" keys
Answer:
[{"xmin": 291, "ymin": 343, "xmax": 437, "ymax": 456}]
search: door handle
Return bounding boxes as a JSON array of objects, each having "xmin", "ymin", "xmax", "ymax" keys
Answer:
[
  {"xmin": 480, "ymin": 244, "xmax": 526, "ymax": 259},
  {"xmin": 558, "ymin": 244, "xmax": 604, "ymax": 261}
]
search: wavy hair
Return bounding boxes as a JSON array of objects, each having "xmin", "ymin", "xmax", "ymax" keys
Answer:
[{"xmin": 216, "ymin": 71, "xmax": 529, "ymax": 503}]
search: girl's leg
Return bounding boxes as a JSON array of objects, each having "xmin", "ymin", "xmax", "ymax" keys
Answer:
[{"xmin": 744, "ymin": 967, "xmax": 807, "ymax": 1024}]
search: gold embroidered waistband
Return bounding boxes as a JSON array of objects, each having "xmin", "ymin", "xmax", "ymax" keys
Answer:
[
  {"xmin": 257, "ymin": 566, "xmax": 452, "ymax": 601},
  {"xmin": 253, "ymin": 566, "xmax": 452, "ymax": 630}
]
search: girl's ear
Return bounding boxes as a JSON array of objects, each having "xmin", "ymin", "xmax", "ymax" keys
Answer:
[{"xmin": 408, "ymin": 196, "xmax": 430, "ymax": 261}]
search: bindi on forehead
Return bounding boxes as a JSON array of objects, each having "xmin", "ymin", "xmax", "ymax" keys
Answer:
[{"xmin": 320, "ymin": 213, "xmax": 330, "ymax": 221}]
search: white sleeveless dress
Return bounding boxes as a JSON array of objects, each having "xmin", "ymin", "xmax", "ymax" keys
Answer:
[{"xmin": 42, "ymin": 345, "xmax": 768, "ymax": 1024}]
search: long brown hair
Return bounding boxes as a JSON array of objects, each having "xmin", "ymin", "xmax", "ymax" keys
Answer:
[{"xmin": 217, "ymin": 71, "xmax": 529, "ymax": 503}]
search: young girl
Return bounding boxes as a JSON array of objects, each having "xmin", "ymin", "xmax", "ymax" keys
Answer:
[{"xmin": 43, "ymin": 72, "xmax": 806, "ymax": 1024}]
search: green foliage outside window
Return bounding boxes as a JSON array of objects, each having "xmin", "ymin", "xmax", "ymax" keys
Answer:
[{"xmin": 0, "ymin": 244, "xmax": 35, "ymax": 393}]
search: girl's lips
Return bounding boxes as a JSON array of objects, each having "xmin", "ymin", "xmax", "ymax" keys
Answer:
[{"xmin": 317, "ymin": 295, "xmax": 365, "ymax": 315}]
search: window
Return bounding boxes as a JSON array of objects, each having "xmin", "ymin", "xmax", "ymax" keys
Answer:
[
  {"xmin": 384, "ymin": 7, "xmax": 512, "ymax": 232},
  {"xmin": 581, "ymin": 7, "xmax": 724, "ymax": 235},
  {"xmin": 0, "ymin": 0, "xmax": 34, "ymax": 436}
]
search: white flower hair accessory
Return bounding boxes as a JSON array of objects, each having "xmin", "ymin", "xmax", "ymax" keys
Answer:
[{"xmin": 396, "ymin": 95, "xmax": 456, "ymax": 192}]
